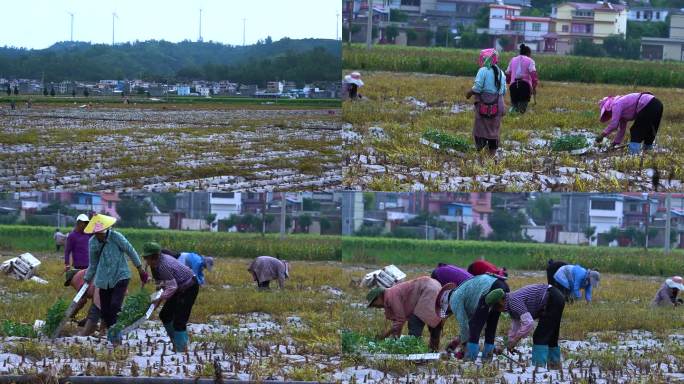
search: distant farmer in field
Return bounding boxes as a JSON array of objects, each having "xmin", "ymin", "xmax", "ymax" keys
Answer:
[
  {"xmin": 248, "ymin": 255, "xmax": 289, "ymax": 289},
  {"xmin": 431, "ymin": 263, "xmax": 473, "ymax": 287},
  {"xmin": 595, "ymin": 92, "xmax": 663, "ymax": 155},
  {"xmin": 551, "ymin": 264, "xmax": 599, "ymax": 303},
  {"xmin": 64, "ymin": 268, "xmax": 101, "ymax": 336},
  {"xmin": 467, "ymin": 259, "xmax": 508, "ymax": 278},
  {"xmin": 10, "ymin": 100, "xmax": 16, "ymax": 110},
  {"xmin": 437, "ymin": 273, "xmax": 510, "ymax": 360},
  {"xmin": 343, "ymin": 72, "xmax": 364, "ymax": 101},
  {"xmin": 466, "ymin": 48, "xmax": 507, "ymax": 157},
  {"xmin": 54, "ymin": 229, "xmax": 67, "ymax": 251},
  {"xmin": 490, "ymin": 284, "xmax": 566, "ymax": 369},
  {"xmin": 83, "ymin": 214, "xmax": 148, "ymax": 341},
  {"xmin": 546, "ymin": 259, "xmax": 568, "ymax": 285},
  {"xmin": 505, "ymin": 43, "xmax": 538, "ymax": 114},
  {"xmin": 652, "ymin": 276, "xmax": 684, "ymax": 307},
  {"xmin": 162, "ymin": 248, "xmax": 214, "ymax": 286},
  {"xmin": 64, "ymin": 214, "xmax": 92, "ymax": 271},
  {"xmin": 367, "ymin": 276, "xmax": 443, "ymax": 351},
  {"xmin": 142, "ymin": 242, "xmax": 199, "ymax": 353}
]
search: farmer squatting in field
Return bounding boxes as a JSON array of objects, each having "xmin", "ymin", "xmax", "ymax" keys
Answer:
[
  {"xmin": 489, "ymin": 283, "xmax": 566, "ymax": 369},
  {"xmin": 466, "ymin": 48, "xmax": 507, "ymax": 157},
  {"xmin": 652, "ymin": 276, "xmax": 684, "ymax": 307},
  {"xmin": 367, "ymin": 276, "xmax": 444, "ymax": 352},
  {"xmin": 142, "ymin": 242, "xmax": 200, "ymax": 353},
  {"xmin": 596, "ymin": 92, "xmax": 664, "ymax": 155},
  {"xmin": 506, "ymin": 44, "xmax": 538, "ymax": 115},
  {"xmin": 343, "ymin": 71, "xmax": 364, "ymax": 101},
  {"xmin": 248, "ymin": 255, "xmax": 289, "ymax": 289},
  {"xmin": 82, "ymin": 214, "xmax": 149, "ymax": 343}
]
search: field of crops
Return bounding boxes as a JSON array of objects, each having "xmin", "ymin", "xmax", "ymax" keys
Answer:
[
  {"xmin": 341, "ymin": 71, "xmax": 684, "ymax": 191},
  {"xmin": 340, "ymin": 265, "xmax": 684, "ymax": 383},
  {"xmin": 0, "ymin": 103, "xmax": 342, "ymax": 191},
  {"xmin": 343, "ymin": 44, "xmax": 684, "ymax": 88},
  {"xmin": 0, "ymin": 225, "xmax": 342, "ymax": 261},
  {"xmin": 0, "ymin": 256, "xmax": 350, "ymax": 381},
  {"xmin": 343, "ymin": 236, "xmax": 684, "ymax": 276}
]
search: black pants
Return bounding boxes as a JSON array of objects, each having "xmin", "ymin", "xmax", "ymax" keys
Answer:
[
  {"xmin": 100, "ymin": 278, "xmax": 129, "ymax": 328},
  {"xmin": 407, "ymin": 314, "xmax": 443, "ymax": 340},
  {"xmin": 258, "ymin": 280, "xmax": 271, "ymax": 288},
  {"xmin": 509, "ymin": 80, "xmax": 531, "ymax": 113},
  {"xmin": 630, "ymin": 97, "xmax": 663, "ymax": 146},
  {"xmin": 348, "ymin": 84, "xmax": 358, "ymax": 99},
  {"xmin": 468, "ymin": 279, "xmax": 510, "ymax": 344},
  {"xmin": 546, "ymin": 261, "xmax": 567, "ymax": 285},
  {"xmin": 56, "ymin": 244, "xmax": 62, "ymax": 251},
  {"xmin": 159, "ymin": 279, "xmax": 199, "ymax": 332},
  {"xmin": 533, "ymin": 286, "xmax": 565, "ymax": 348},
  {"xmin": 475, "ymin": 136, "xmax": 499, "ymax": 151}
]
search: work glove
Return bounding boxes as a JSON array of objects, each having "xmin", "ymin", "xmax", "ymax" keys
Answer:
[
  {"xmin": 464, "ymin": 342, "xmax": 480, "ymax": 361},
  {"xmin": 139, "ymin": 270, "xmax": 149, "ymax": 285}
]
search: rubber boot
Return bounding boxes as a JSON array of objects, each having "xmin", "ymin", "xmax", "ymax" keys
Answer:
[
  {"xmin": 163, "ymin": 321, "xmax": 175, "ymax": 340},
  {"xmin": 548, "ymin": 346, "xmax": 562, "ymax": 370},
  {"xmin": 643, "ymin": 144, "xmax": 653, "ymax": 151},
  {"xmin": 482, "ymin": 343, "xmax": 495, "ymax": 358},
  {"xmin": 465, "ymin": 342, "xmax": 479, "ymax": 361},
  {"xmin": 173, "ymin": 330, "xmax": 188, "ymax": 353},
  {"xmin": 628, "ymin": 142, "xmax": 641, "ymax": 155},
  {"xmin": 531, "ymin": 344, "xmax": 549, "ymax": 368}
]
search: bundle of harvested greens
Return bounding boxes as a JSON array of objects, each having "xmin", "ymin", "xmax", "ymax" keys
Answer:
[
  {"xmin": 42, "ymin": 298, "xmax": 69, "ymax": 337},
  {"xmin": 341, "ymin": 330, "xmax": 429, "ymax": 355},
  {"xmin": 108, "ymin": 289, "xmax": 151, "ymax": 339},
  {"xmin": 551, "ymin": 135, "xmax": 589, "ymax": 152},
  {"xmin": 422, "ymin": 129, "xmax": 470, "ymax": 152},
  {"xmin": 0, "ymin": 320, "xmax": 37, "ymax": 338}
]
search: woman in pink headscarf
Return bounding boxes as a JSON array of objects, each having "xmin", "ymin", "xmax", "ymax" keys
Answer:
[
  {"xmin": 505, "ymin": 44, "xmax": 538, "ymax": 114},
  {"xmin": 595, "ymin": 92, "xmax": 663, "ymax": 155},
  {"xmin": 466, "ymin": 48, "xmax": 507, "ymax": 157}
]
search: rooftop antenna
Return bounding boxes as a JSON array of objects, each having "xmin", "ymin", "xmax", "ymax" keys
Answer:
[
  {"xmin": 112, "ymin": 12, "xmax": 118, "ymax": 45},
  {"xmin": 67, "ymin": 12, "xmax": 74, "ymax": 41},
  {"xmin": 198, "ymin": 8, "xmax": 203, "ymax": 42},
  {"xmin": 242, "ymin": 18, "xmax": 246, "ymax": 46}
]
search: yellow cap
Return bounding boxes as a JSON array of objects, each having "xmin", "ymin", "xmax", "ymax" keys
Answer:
[{"xmin": 83, "ymin": 214, "xmax": 117, "ymax": 234}]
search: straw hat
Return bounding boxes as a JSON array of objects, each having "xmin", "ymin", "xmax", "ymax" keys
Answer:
[
  {"xmin": 435, "ymin": 282, "xmax": 457, "ymax": 319},
  {"xmin": 83, "ymin": 214, "xmax": 117, "ymax": 234},
  {"xmin": 344, "ymin": 72, "xmax": 364, "ymax": 87},
  {"xmin": 666, "ymin": 276, "xmax": 684, "ymax": 291}
]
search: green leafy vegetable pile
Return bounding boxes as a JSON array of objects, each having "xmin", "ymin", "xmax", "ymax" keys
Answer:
[
  {"xmin": 109, "ymin": 289, "xmax": 151, "ymax": 335},
  {"xmin": 43, "ymin": 298, "xmax": 69, "ymax": 337},
  {"xmin": 422, "ymin": 129, "xmax": 470, "ymax": 152},
  {"xmin": 341, "ymin": 330, "xmax": 428, "ymax": 355},
  {"xmin": 0, "ymin": 320, "xmax": 37, "ymax": 338},
  {"xmin": 551, "ymin": 135, "xmax": 588, "ymax": 152}
]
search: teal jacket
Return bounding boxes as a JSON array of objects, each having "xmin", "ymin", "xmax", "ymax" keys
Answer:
[
  {"xmin": 449, "ymin": 274, "xmax": 497, "ymax": 343},
  {"xmin": 84, "ymin": 230, "xmax": 142, "ymax": 289}
]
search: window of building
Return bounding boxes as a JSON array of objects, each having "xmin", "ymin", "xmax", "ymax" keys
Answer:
[
  {"xmin": 108, "ymin": 201, "xmax": 112, "ymax": 208},
  {"xmin": 532, "ymin": 23, "xmax": 541, "ymax": 31},
  {"xmin": 562, "ymin": 25, "xmax": 569, "ymax": 32},
  {"xmin": 505, "ymin": 24, "xmax": 510, "ymax": 30},
  {"xmin": 636, "ymin": 11, "xmax": 640, "ymax": 19},
  {"xmin": 656, "ymin": 11, "xmax": 660, "ymax": 19},
  {"xmin": 480, "ymin": 213, "xmax": 484, "ymax": 220},
  {"xmin": 401, "ymin": 0, "xmax": 420, "ymax": 6},
  {"xmin": 591, "ymin": 200, "xmax": 616, "ymax": 211},
  {"xmin": 213, "ymin": 192, "xmax": 235, "ymax": 199},
  {"xmin": 629, "ymin": 204, "xmax": 637, "ymax": 212}
]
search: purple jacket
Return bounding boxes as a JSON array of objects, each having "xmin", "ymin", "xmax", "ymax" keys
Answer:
[
  {"xmin": 64, "ymin": 231, "xmax": 92, "ymax": 268},
  {"xmin": 431, "ymin": 264, "xmax": 473, "ymax": 287}
]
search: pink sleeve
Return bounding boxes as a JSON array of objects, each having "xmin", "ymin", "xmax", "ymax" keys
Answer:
[
  {"xmin": 509, "ymin": 312, "xmax": 534, "ymax": 342},
  {"xmin": 530, "ymin": 70, "xmax": 538, "ymax": 89},
  {"xmin": 602, "ymin": 101, "xmax": 624, "ymax": 141}
]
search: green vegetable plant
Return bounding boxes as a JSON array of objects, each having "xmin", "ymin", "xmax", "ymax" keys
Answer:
[
  {"xmin": 551, "ymin": 135, "xmax": 589, "ymax": 152},
  {"xmin": 109, "ymin": 289, "xmax": 151, "ymax": 336},
  {"xmin": 422, "ymin": 129, "xmax": 470, "ymax": 152},
  {"xmin": 342, "ymin": 330, "xmax": 429, "ymax": 355},
  {"xmin": 0, "ymin": 320, "xmax": 37, "ymax": 338},
  {"xmin": 42, "ymin": 298, "xmax": 69, "ymax": 337}
]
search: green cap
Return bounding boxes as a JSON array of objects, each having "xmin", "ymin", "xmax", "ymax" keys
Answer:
[
  {"xmin": 485, "ymin": 288, "xmax": 505, "ymax": 306},
  {"xmin": 366, "ymin": 287, "xmax": 385, "ymax": 307},
  {"xmin": 142, "ymin": 242, "xmax": 162, "ymax": 257}
]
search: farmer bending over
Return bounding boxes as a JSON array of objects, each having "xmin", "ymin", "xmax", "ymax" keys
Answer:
[
  {"xmin": 467, "ymin": 259, "xmax": 508, "ymax": 278},
  {"xmin": 83, "ymin": 214, "xmax": 148, "ymax": 342},
  {"xmin": 653, "ymin": 276, "xmax": 684, "ymax": 307},
  {"xmin": 64, "ymin": 268, "xmax": 101, "ymax": 336},
  {"xmin": 248, "ymin": 255, "xmax": 289, "ymax": 289},
  {"xmin": 552, "ymin": 264, "xmax": 599, "ymax": 303},
  {"xmin": 437, "ymin": 274, "xmax": 510, "ymax": 360},
  {"xmin": 546, "ymin": 259, "xmax": 568, "ymax": 285},
  {"xmin": 162, "ymin": 248, "xmax": 214, "ymax": 286},
  {"xmin": 490, "ymin": 284, "xmax": 565, "ymax": 369},
  {"xmin": 431, "ymin": 263, "xmax": 473, "ymax": 287},
  {"xmin": 367, "ymin": 276, "xmax": 443, "ymax": 351},
  {"xmin": 142, "ymin": 242, "xmax": 199, "ymax": 353},
  {"xmin": 595, "ymin": 92, "xmax": 663, "ymax": 155}
]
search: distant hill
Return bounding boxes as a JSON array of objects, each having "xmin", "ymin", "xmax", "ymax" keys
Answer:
[{"xmin": 0, "ymin": 38, "xmax": 341, "ymax": 85}]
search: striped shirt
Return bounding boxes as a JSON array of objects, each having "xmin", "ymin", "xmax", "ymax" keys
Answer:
[
  {"xmin": 504, "ymin": 284, "xmax": 549, "ymax": 320},
  {"xmin": 151, "ymin": 254, "xmax": 196, "ymax": 300}
]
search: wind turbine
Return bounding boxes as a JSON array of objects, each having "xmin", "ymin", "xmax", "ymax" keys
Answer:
[
  {"xmin": 112, "ymin": 12, "xmax": 118, "ymax": 45},
  {"xmin": 67, "ymin": 12, "xmax": 74, "ymax": 42}
]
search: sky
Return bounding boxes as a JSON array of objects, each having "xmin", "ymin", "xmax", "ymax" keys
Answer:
[{"xmin": 1, "ymin": 0, "xmax": 341, "ymax": 49}]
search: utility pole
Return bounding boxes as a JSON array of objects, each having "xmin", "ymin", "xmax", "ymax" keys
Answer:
[
  {"xmin": 280, "ymin": 193, "xmax": 286, "ymax": 240},
  {"xmin": 366, "ymin": 0, "xmax": 374, "ymax": 49},
  {"xmin": 665, "ymin": 193, "xmax": 672, "ymax": 254},
  {"xmin": 643, "ymin": 193, "xmax": 650, "ymax": 249},
  {"xmin": 112, "ymin": 13, "xmax": 118, "ymax": 46},
  {"xmin": 198, "ymin": 9, "xmax": 203, "ymax": 42},
  {"xmin": 68, "ymin": 12, "xmax": 74, "ymax": 42},
  {"xmin": 242, "ymin": 18, "xmax": 246, "ymax": 46},
  {"xmin": 261, "ymin": 195, "xmax": 267, "ymax": 237},
  {"xmin": 336, "ymin": 12, "xmax": 340, "ymax": 40}
]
